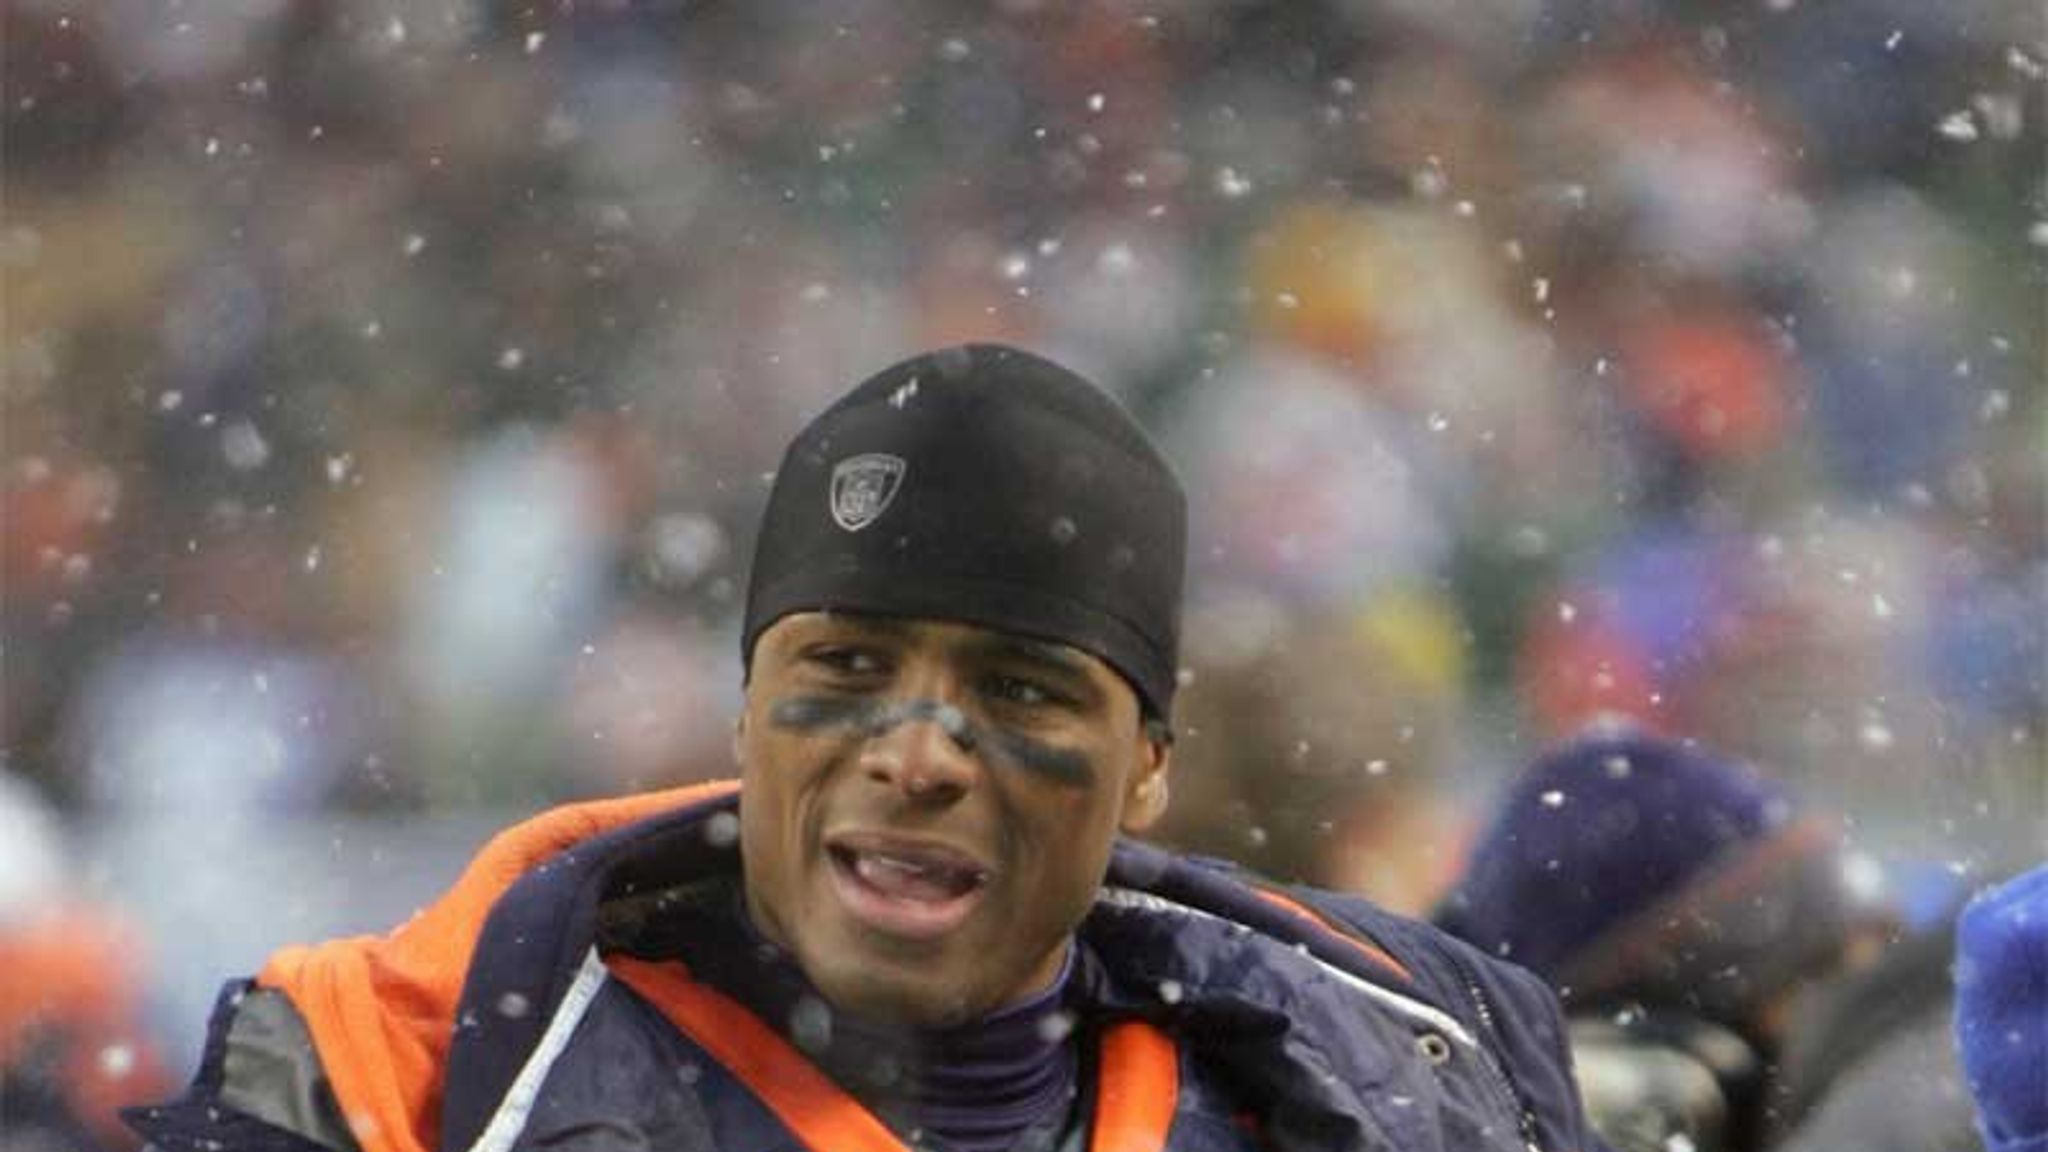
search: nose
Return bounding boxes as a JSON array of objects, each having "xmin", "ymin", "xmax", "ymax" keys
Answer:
[{"xmin": 859, "ymin": 697, "xmax": 981, "ymax": 805}]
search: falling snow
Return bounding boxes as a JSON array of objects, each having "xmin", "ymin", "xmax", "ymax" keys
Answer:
[
  {"xmin": 98, "ymin": 1043, "xmax": 136, "ymax": 1078},
  {"xmin": 1937, "ymin": 111, "xmax": 1980, "ymax": 141},
  {"xmin": 2, "ymin": 5, "xmax": 2033, "ymax": 1109},
  {"xmin": 221, "ymin": 421, "xmax": 271, "ymax": 470}
]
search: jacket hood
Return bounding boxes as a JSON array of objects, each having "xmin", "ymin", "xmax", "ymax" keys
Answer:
[{"xmin": 256, "ymin": 781, "xmax": 739, "ymax": 1152}]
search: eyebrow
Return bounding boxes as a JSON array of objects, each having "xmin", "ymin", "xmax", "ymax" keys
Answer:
[
  {"xmin": 813, "ymin": 613, "xmax": 1089, "ymax": 669},
  {"xmin": 967, "ymin": 635, "xmax": 1092, "ymax": 676},
  {"xmin": 800, "ymin": 613, "xmax": 1099, "ymax": 685}
]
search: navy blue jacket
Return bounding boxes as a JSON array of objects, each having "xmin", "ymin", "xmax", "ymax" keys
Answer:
[{"xmin": 129, "ymin": 786, "xmax": 1599, "ymax": 1152}]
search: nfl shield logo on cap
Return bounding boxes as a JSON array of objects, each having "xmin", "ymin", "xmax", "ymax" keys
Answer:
[{"xmin": 829, "ymin": 453, "xmax": 907, "ymax": 532}]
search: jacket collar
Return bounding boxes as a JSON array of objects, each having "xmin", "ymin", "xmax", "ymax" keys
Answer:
[{"xmin": 268, "ymin": 784, "xmax": 1462, "ymax": 1152}]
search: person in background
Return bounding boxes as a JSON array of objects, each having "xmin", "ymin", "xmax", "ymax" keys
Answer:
[
  {"xmin": 0, "ymin": 772, "xmax": 171, "ymax": 1151},
  {"xmin": 1431, "ymin": 725, "xmax": 1941, "ymax": 1152},
  {"xmin": 1761, "ymin": 872, "xmax": 1982, "ymax": 1152},
  {"xmin": 126, "ymin": 345, "xmax": 1601, "ymax": 1152},
  {"xmin": 1953, "ymin": 861, "xmax": 2048, "ymax": 1152},
  {"xmin": 1152, "ymin": 598, "xmax": 1468, "ymax": 916}
]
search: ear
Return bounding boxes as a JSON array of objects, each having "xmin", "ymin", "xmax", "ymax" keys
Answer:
[
  {"xmin": 730, "ymin": 711, "xmax": 747, "ymax": 771},
  {"xmin": 1119, "ymin": 737, "xmax": 1172, "ymax": 833}
]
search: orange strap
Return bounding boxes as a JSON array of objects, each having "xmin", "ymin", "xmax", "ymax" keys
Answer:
[
  {"xmin": 608, "ymin": 955, "xmax": 908, "ymax": 1152},
  {"xmin": 1249, "ymin": 886, "xmax": 1411, "ymax": 982},
  {"xmin": 1091, "ymin": 1019, "xmax": 1181, "ymax": 1152},
  {"xmin": 608, "ymin": 955, "xmax": 1181, "ymax": 1152}
]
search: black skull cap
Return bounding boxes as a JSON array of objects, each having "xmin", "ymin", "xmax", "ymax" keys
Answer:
[{"xmin": 742, "ymin": 343, "xmax": 1186, "ymax": 721}]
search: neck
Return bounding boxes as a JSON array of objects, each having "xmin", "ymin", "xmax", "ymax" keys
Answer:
[{"xmin": 686, "ymin": 892, "xmax": 1080, "ymax": 1152}]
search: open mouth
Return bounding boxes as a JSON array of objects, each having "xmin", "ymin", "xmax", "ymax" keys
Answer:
[{"xmin": 825, "ymin": 836, "xmax": 993, "ymax": 941}]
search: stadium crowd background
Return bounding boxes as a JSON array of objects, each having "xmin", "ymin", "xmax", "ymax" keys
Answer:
[{"xmin": 3, "ymin": 0, "xmax": 2043, "ymax": 1086}]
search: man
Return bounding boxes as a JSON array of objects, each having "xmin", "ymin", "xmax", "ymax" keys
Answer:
[
  {"xmin": 1432, "ymin": 726, "xmax": 1951, "ymax": 1152},
  {"xmin": 128, "ymin": 345, "xmax": 1598, "ymax": 1152}
]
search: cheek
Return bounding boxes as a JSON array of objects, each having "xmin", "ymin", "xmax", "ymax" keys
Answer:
[
  {"xmin": 1005, "ymin": 770, "xmax": 1128, "ymax": 879},
  {"xmin": 737, "ymin": 728, "xmax": 802, "ymax": 850},
  {"xmin": 737, "ymin": 722, "xmax": 846, "ymax": 848},
  {"xmin": 1016, "ymin": 803, "xmax": 1123, "ymax": 934},
  {"xmin": 739, "ymin": 711, "xmax": 818, "ymax": 785}
]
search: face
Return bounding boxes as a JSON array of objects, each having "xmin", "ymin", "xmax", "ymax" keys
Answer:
[{"xmin": 736, "ymin": 611, "xmax": 1171, "ymax": 1028}]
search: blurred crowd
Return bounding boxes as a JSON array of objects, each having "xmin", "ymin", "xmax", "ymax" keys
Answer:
[{"xmin": 3, "ymin": 0, "xmax": 2044, "ymax": 1134}]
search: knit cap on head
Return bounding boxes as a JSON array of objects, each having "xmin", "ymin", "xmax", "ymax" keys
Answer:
[
  {"xmin": 742, "ymin": 344, "xmax": 1186, "ymax": 721},
  {"xmin": 1954, "ymin": 863, "xmax": 2048, "ymax": 1152},
  {"xmin": 1434, "ymin": 726, "xmax": 1890, "ymax": 1024}
]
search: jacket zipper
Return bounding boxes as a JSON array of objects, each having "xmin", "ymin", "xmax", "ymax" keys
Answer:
[{"xmin": 1441, "ymin": 946, "xmax": 1545, "ymax": 1152}]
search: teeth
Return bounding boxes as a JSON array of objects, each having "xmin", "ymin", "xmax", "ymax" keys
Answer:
[
  {"xmin": 856, "ymin": 852, "xmax": 930, "ymax": 880},
  {"xmin": 850, "ymin": 850, "xmax": 981, "ymax": 900}
]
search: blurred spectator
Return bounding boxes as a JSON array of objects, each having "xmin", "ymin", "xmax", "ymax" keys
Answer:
[
  {"xmin": 557, "ymin": 605, "xmax": 741, "ymax": 797},
  {"xmin": 1765, "ymin": 893, "xmax": 1979, "ymax": 1152},
  {"xmin": 1953, "ymin": 862, "xmax": 2048, "ymax": 1152},
  {"xmin": 394, "ymin": 423, "xmax": 623, "ymax": 806},
  {"xmin": 1155, "ymin": 348, "xmax": 1453, "ymax": 609},
  {"xmin": 0, "ymin": 772, "xmax": 171, "ymax": 1150},
  {"xmin": 1519, "ymin": 41, "xmax": 1811, "ymax": 281},
  {"xmin": 1153, "ymin": 592, "xmax": 1469, "ymax": 914},
  {"xmin": 1432, "ymin": 726, "xmax": 1913, "ymax": 1152}
]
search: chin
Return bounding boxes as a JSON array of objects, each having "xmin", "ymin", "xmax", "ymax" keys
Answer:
[{"xmin": 810, "ymin": 961, "xmax": 979, "ymax": 1028}]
